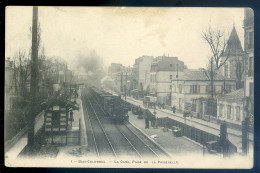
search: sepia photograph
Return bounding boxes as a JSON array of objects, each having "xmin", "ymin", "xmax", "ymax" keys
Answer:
[{"xmin": 5, "ymin": 6, "xmax": 254, "ymax": 168}]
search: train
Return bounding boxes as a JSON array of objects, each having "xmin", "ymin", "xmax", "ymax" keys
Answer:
[{"xmin": 89, "ymin": 86, "xmax": 129, "ymax": 123}]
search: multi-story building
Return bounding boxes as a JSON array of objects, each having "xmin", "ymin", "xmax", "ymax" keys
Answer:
[
  {"xmin": 243, "ymin": 8, "xmax": 254, "ymax": 125},
  {"xmin": 150, "ymin": 56, "xmax": 185, "ymax": 105},
  {"xmin": 172, "ymin": 69, "xmax": 236, "ymax": 115},
  {"xmin": 132, "ymin": 55, "xmax": 154, "ymax": 91}
]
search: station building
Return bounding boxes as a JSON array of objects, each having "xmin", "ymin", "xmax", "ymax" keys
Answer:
[{"xmin": 171, "ymin": 69, "xmax": 236, "ymax": 116}]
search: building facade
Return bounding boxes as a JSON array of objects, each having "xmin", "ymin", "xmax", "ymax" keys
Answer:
[
  {"xmin": 217, "ymin": 89, "xmax": 244, "ymax": 126},
  {"xmin": 243, "ymin": 8, "xmax": 254, "ymax": 125},
  {"xmin": 150, "ymin": 56, "xmax": 185, "ymax": 105},
  {"xmin": 132, "ymin": 56, "xmax": 154, "ymax": 91},
  {"xmin": 171, "ymin": 69, "xmax": 236, "ymax": 114},
  {"xmin": 217, "ymin": 9, "xmax": 254, "ymax": 128}
]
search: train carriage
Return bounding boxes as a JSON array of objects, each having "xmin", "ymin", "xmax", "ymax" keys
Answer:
[{"xmin": 89, "ymin": 87, "xmax": 129, "ymax": 123}]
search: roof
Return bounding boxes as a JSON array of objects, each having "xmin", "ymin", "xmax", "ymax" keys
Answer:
[
  {"xmin": 220, "ymin": 88, "xmax": 244, "ymax": 100},
  {"xmin": 174, "ymin": 69, "xmax": 232, "ymax": 81},
  {"xmin": 223, "ymin": 26, "xmax": 243, "ymax": 56},
  {"xmin": 44, "ymin": 97, "xmax": 79, "ymax": 110}
]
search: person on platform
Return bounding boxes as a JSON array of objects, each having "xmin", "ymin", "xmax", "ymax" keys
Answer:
[
  {"xmin": 172, "ymin": 106, "xmax": 176, "ymax": 113},
  {"xmin": 151, "ymin": 113, "xmax": 156, "ymax": 127},
  {"xmin": 137, "ymin": 106, "xmax": 143, "ymax": 119},
  {"xmin": 144, "ymin": 109, "xmax": 150, "ymax": 129}
]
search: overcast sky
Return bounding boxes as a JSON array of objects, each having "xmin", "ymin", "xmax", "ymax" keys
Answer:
[{"xmin": 6, "ymin": 7, "xmax": 245, "ymax": 72}]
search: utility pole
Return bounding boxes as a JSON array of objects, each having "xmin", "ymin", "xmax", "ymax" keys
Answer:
[
  {"xmin": 242, "ymin": 116, "xmax": 249, "ymax": 156},
  {"xmin": 125, "ymin": 72, "xmax": 127, "ymax": 102},
  {"xmin": 220, "ymin": 121, "xmax": 228, "ymax": 158},
  {"xmin": 120, "ymin": 72, "xmax": 123, "ymax": 93},
  {"xmin": 28, "ymin": 6, "xmax": 38, "ymax": 147}
]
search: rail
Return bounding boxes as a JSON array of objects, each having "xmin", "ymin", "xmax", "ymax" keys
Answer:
[
  {"xmin": 81, "ymin": 95, "xmax": 99, "ymax": 158},
  {"xmin": 89, "ymin": 90, "xmax": 142, "ymax": 158},
  {"xmin": 85, "ymin": 92, "xmax": 118, "ymax": 158},
  {"xmin": 89, "ymin": 87, "xmax": 160, "ymax": 158}
]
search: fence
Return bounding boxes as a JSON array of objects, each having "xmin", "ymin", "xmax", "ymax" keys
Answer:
[
  {"xmin": 157, "ymin": 117, "xmax": 237, "ymax": 155},
  {"xmin": 158, "ymin": 117, "xmax": 219, "ymax": 144}
]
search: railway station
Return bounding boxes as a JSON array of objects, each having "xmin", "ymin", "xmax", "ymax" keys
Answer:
[{"xmin": 5, "ymin": 7, "xmax": 254, "ymax": 168}]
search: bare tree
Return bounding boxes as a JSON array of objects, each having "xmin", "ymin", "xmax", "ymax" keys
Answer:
[
  {"xmin": 13, "ymin": 50, "xmax": 31, "ymax": 99},
  {"xmin": 201, "ymin": 26, "xmax": 232, "ymax": 100}
]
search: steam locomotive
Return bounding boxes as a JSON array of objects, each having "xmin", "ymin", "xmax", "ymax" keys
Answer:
[{"xmin": 89, "ymin": 87, "xmax": 129, "ymax": 123}]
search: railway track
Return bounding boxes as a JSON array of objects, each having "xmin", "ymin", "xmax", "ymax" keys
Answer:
[
  {"xmin": 87, "ymin": 87, "xmax": 170, "ymax": 159},
  {"xmin": 82, "ymin": 93, "xmax": 117, "ymax": 158}
]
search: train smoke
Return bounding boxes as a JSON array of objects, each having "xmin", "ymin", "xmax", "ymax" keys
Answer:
[{"xmin": 73, "ymin": 50, "xmax": 106, "ymax": 85}]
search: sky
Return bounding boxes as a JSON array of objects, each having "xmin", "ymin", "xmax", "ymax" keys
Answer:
[{"xmin": 5, "ymin": 7, "xmax": 245, "ymax": 73}]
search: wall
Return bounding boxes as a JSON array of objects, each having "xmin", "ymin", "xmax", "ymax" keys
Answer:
[
  {"xmin": 138, "ymin": 57, "xmax": 154, "ymax": 90},
  {"xmin": 217, "ymin": 99, "xmax": 244, "ymax": 124}
]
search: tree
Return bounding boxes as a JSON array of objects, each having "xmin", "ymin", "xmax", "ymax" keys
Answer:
[
  {"xmin": 13, "ymin": 50, "xmax": 31, "ymax": 99},
  {"xmin": 201, "ymin": 26, "xmax": 233, "ymax": 100}
]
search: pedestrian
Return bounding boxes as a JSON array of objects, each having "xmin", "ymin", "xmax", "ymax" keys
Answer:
[
  {"xmin": 138, "ymin": 106, "xmax": 143, "ymax": 119},
  {"xmin": 144, "ymin": 109, "xmax": 150, "ymax": 129},
  {"xmin": 151, "ymin": 114, "xmax": 156, "ymax": 127},
  {"xmin": 172, "ymin": 106, "xmax": 176, "ymax": 113}
]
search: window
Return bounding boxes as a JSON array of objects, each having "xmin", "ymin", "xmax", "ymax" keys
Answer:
[
  {"xmin": 249, "ymin": 57, "xmax": 254, "ymax": 76},
  {"xmin": 179, "ymin": 84, "xmax": 182, "ymax": 93},
  {"xmin": 206, "ymin": 85, "xmax": 210, "ymax": 93},
  {"xmin": 190, "ymin": 85, "xmax": 200, "ymax": 94},
  {"xmin": 231, "ymin": 107, "xmax": 234, "ymax": 120},
  {"xmin": 227, "ymin": 105, "xmax": 231, "ymax": 119},
  {"xmin": 225, "ymin": 84, "xmax": 232, "ymax": 93},
  {"xmin": 248, "ymin": 31, "xmax": 254, "ymax": 49},
  {"xmin": 236, "ymin": 62, "xmax": 242, "ymax": 79},
  {"xmin": 169, "ymin": 85, "xmax": 172, "ymax": 90},
  {"xmin": 236, "ymin": 106, "xmax": 240, "ymax": 121},
  {"xmin": 170, "ymin": 75, "xmax": 172, "ymax": 80},
  {"xmin": 170, "ymin": 64, "xmax": 173, "ymax": 67},
  {"xmin": 219, "ymin": 104, "xmax": 224, "ymax": 117}
]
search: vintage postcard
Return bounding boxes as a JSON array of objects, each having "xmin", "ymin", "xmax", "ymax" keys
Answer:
[{"xmin": 5, "ymin": 6, "xmax": 254, "ymax": 168}]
